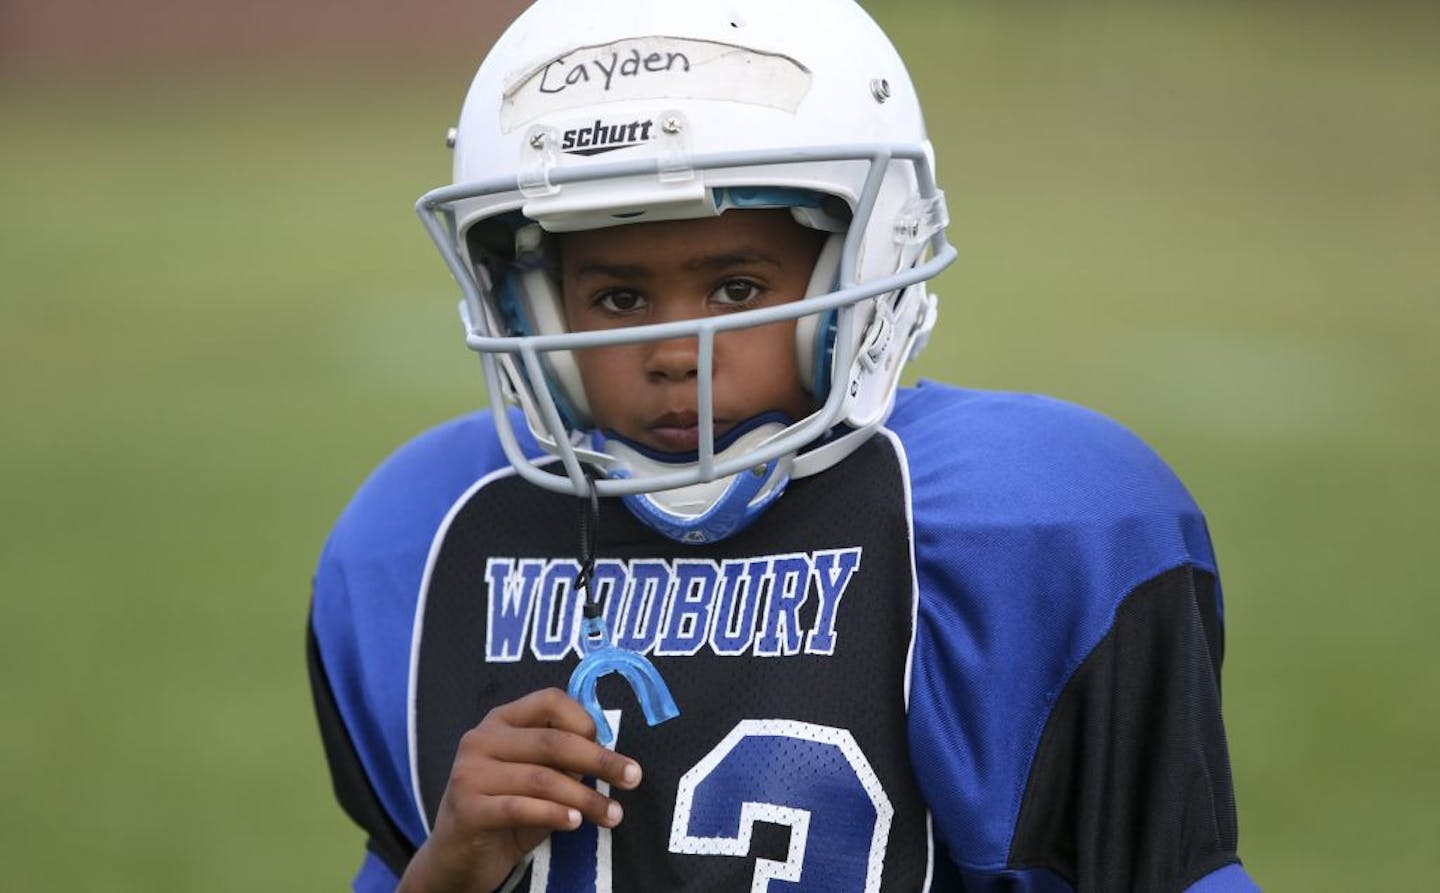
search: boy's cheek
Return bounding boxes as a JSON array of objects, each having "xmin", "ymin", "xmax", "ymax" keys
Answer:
[{"xmin": 574, "ymin": 347, "xmax": 635, "ymax": 401}]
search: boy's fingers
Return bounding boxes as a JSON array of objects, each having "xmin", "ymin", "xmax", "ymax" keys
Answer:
[
  {"xmin": 483, "ymin": 724, "xmax": 642, "ymax": 791},
  {"xmin": 456, "ymin": 760, "xmax": 624, "ymax": 829},
  {"xmin": 475, "ymin": 689, "xmax": 643, "ymax": 791},
  {"xmin": 489, "ymin": 687, "xmax": 596, "ymax": 738},
  {"xmin": 455, "ymin": 793, "xmax": 587, "ymax": 834}
]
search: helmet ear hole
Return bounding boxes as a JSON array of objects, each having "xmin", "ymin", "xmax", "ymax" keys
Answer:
[
  {"xmin": 795, "ymin": 233, "xmax": 846, "ymax": 397},
  {"xmin": 464, "ymin": 218, "xmax": 517, "ymax": 291}
]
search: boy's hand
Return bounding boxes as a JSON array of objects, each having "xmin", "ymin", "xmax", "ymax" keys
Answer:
[{"xmin": 397, "ymin": 687, "xmax": 642, "ymax": 893}]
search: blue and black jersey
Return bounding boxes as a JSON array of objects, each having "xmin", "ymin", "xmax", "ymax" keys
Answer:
[{"xmin": 308, "ymin": 382, "xmax": 1259, "ymax": 891}]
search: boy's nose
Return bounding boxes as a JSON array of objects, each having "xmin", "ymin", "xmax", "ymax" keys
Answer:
[{"xmin": 644, "ymin": 336, "xmax": 699, "ymax": 382}]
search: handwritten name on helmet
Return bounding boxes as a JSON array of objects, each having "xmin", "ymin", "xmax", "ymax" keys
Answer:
[
  {"xmin": 502, "ymin": 37, "xmax": 813, "ymax": 133},
  {"xmin": 542, "ymin": 47, "xmax": 691, "ymax": 95}
]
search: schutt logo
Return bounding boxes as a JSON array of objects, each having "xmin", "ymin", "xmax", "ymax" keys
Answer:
[{"xmin": 561, "ymin": 118, "xmax": 655, "ymax": 157}]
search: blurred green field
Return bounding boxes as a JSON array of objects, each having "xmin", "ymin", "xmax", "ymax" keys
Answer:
[{"xmin": 1, "ymin": 2, "xmax": 1436, "ymax": 889}]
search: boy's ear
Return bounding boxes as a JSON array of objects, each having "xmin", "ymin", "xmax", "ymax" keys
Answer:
[{"xmin": 795, "ymin": 233, "xmax": 846, "ymax": 396}]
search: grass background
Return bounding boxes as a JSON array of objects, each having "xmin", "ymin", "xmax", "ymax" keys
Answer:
[{"xmin": 1, "ymin": 1, "xmax": 1436, "ymax": 888}]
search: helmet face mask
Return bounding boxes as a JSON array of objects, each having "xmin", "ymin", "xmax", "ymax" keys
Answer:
[{"xmin": 417, "ymin": 0, "xmax": 955, "ymax": 543}]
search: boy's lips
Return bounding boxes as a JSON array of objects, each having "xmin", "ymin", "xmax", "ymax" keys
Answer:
[{"xmin": 646, "ymin": 411, "xmax": 727, "ymax": 452}]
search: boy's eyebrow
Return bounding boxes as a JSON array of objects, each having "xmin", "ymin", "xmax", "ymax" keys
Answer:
[
  {"xmin": 683, "ymin": 251, "xmax": 781, "ymax": 273},
  {"xmin": 570, "ymin": 261, "xmax": 650, "ymax": 280},
  {"xmin": 570, "ymin": 250, "xmax": 781, "ymax": 280}
]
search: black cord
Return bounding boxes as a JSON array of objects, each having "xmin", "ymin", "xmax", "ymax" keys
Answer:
[{"xmin": 575, "ymin": 473, "xmax": 602, "ymax": 619}]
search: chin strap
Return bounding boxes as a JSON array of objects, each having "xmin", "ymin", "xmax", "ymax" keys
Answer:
[
  {"xmin": 565, "ymin": 476, "xmax": 679, "ymax": 747},
  {"xmin": 596, "ymin": 418, "xmax": 795, "ymax": 545},
  {"xmin": 618, "ymin": 454, "xmax": 786, "ymax": 544}
]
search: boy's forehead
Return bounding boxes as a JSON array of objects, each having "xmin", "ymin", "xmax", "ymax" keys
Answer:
[{"xmin": 560, "ymin": 208, "xmax": 810, "ymax": 264}]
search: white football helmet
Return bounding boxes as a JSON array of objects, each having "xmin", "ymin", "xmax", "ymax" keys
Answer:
[{"xmin": 417, "ymin": 0, "xmax": 955, "ymax": 543}]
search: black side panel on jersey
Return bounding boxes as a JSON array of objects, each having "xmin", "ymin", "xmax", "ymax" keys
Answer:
[
  {"xmin": 306, "ymin": 613, "xmax": 415, "ymax": 878},
  {"xmin": 413, "ymin": 437, "xmax": 932, "ymax": 890},
  {"xmin": 1008, "ymin": 565, "xmax": 1239, "ymax": 891}
]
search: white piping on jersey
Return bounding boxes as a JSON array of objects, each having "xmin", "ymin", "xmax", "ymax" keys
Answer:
[
  {"xmin": 879, "ymin": 424, "xmax": 936, "ymax": 891},
  {"xmin": 408, "ymin": 462, "xmax": 527, "ymax": 838}
]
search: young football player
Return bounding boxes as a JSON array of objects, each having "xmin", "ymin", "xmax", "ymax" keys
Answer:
[{"xmin": 307, "ymin": 1, "xmax": 1260, "ymax": 891}]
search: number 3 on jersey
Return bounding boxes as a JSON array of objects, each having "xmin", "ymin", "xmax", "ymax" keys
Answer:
[
  {"xmin": 670, "ymin": 719, "xmax": 893, "ymax": 891},
  {"xmin": 537, "ymin": 719, "xmax": 892, "ymax": 891}
]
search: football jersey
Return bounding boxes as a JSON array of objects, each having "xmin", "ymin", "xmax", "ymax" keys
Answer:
[{"xmin": 308, "ymin": 382, "xmax": 1260, "ymax": 892}]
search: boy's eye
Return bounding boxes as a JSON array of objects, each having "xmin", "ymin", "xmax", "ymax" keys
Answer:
[
  {"xmin": 712, "ymin": 279, "xmax": 762, "ymax": 307},
  {"xmin": 595, "ymin": 290, "xmax": 645, "ymax": 314}
]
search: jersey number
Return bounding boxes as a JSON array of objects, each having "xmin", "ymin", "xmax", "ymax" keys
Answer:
[{"xmin": 532, "ymin": 718, "xmax": 893, "ymax": 891}]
